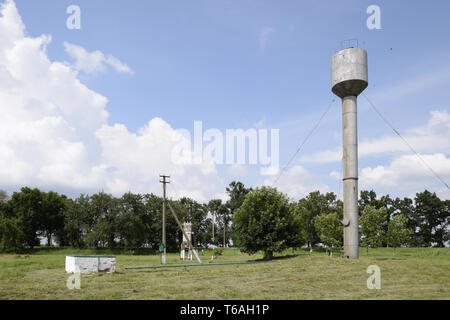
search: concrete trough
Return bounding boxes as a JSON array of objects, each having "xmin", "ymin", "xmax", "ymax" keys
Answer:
[{"xmin": 65, "ymin": 255, "xmax": 116, "ymax": 274}]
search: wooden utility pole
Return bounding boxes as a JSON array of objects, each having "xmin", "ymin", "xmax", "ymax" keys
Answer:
[
  {"xmin": 188, "ymin": 201, "xmax": 193, "ymax": 222},
  {"xmin": 159, "ymin": 175, "xmax": 170, "ymax": 264},
  {"xmin": 188, "ymin": 201, "xmax": 193, "ymax": 260},
  {"xmin": 212, "ymin": 209, "xmax": 215, "ymax": 244},
  {"xmin": 223, "ymin": 220, "xmax": 226, "ymax": 248}
]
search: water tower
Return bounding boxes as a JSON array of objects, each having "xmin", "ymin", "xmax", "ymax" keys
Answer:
[{"xmin": 331, "ymin": 46, "xmax": 368, "ymax": 259}]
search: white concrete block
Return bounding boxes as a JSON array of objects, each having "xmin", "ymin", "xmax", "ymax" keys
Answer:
[{"xmin": 65, "ymin": 255, "xmax": 116, "ymax": 274}]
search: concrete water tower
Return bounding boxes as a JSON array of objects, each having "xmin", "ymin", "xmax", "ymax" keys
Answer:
[{"xmin": 331, "ymin": 46, "xmax": 368, "ymax": 259}]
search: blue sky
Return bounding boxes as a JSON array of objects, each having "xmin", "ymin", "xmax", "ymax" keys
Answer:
[{"xmin": 1, "ymin": 0, "xmax": 450, "ymax": 201}]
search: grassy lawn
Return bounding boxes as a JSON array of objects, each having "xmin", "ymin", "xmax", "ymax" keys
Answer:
[{"xmin": 0, "ymin": 247, "xmax": 448, "ymax": 300}]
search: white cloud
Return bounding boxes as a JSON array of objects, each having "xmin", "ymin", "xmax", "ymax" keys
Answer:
[
  {"xmin": 64, "ymin": 42, "xmax": 133, "ymax": 75},
  {"xmin": 300, "ymin": 110, "xmax": 450, "ymax": 163},
  {"xmin": 0, "ymin": 0, "xmax": 222, "ymax": 202},
  {"xmin": 360, "ymin": 153, "xmax": 450, "ymax": 197},
  {"xmin": 259, "ymin": 27, "xmax": 274, "ymax": 49},
  {"xmin": 300, "ymin": 109, "xmax": 450, "ymax": 198},
  {"xmin": 263, "ymin": 165, "xmax": 330, "ymax": 200},
  {"xmin": 95, "ymin": 119, "xmax": 224, "ymax": 201},
  {"xmin": 227, "ymin": 164, "xmax": 248, "ymax": 178},
  {"xmin": 329, "ymin": 171, "xmax": 341, "ymax": 180}
]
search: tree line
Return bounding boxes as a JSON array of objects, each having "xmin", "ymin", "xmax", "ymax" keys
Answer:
[
  {"xmin": 233, "ymin": 187, "xmax": 449, "ymax": 258},
  {"xmin": 0, "ymin": 183, "xmax": 448, "ymax": 255},
  {"xmin": 0, "ymin": 182, "xmax": 246, "ymax": 253}
]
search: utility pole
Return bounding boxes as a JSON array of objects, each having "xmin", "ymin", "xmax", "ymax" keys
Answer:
[
  {"xmin": 159, "ymin": 174, "xmax": 170, "ymax": 264},
  {"xmin": 188, "ymin": 201, "xmax": 193, "ymax": 261},
  {"xmin": 223, "ymin": 219, "xmax": 226, "ymax": 248},
  {"xmin": 212, "ymin": 209, "xmax": 215, "ymax": 244}
]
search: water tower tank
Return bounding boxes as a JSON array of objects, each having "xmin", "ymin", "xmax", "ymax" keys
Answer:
[{"xmin": 331, "ymin": 47, "xmax": 368, "ymax": 99}]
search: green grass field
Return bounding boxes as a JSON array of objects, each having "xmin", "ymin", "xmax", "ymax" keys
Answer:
[{"xmin": 0, "ymin": 247, "xmax": 449, "ymax": 300}]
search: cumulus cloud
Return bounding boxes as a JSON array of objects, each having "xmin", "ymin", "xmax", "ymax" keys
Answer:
[
  {"xmin": 300, "ymin": 110, "xmax": 450, "ymax": 163},
  {"xmin": 263, "ymin": 165, "xmax": 330, "ymax": 200},
  {"xmin": 360, "ymin": 153, "xmax": 450, "ymax": 196},
  {"xmin": 64, "ymin": 42, "xmax": 134, "ymax": 74},
  {"xmin": 227, "ymin": 164, "xmax": 248, "ymax": 178},
  {"xmin": 0, "ymin": 0, "xmax": 222, "ymax": 201},
  {"xmin": 306, "ymin": 110, "xmax": 450, "ymax": 199}
]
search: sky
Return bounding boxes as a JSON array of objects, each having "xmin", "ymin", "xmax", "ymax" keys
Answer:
[{"xmin": 0, "ymin": 0, "xmax": 450, "ymax": 202}]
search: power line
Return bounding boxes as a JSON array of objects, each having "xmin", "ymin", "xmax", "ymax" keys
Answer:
[
  {"xmin": 271, "ymin": 98, "xmax": 336, "ymax": 187},
  {"xmin": 362, "ymin": 93, "xmax": 450, "ymax": 191}
]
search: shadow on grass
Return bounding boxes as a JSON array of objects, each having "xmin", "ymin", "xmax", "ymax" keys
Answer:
[
  {"xmin": 299, "ymin": 247, "xmax": 328, "ymax": 253},
  {"xmin": 251, "ymin": 254, "xmax": 300, "ymax": 263}
]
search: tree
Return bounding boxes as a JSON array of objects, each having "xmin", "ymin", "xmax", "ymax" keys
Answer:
[
  {"xmin": 226, "ymin": 181, "xmax": 251, "ymax": 214},
  {"xmin": 314, "ymin": 212, "xmax": 343, "ymax": 254},
  {"xmin": 86, "ymin": 192, "xmax": 118, "ymax": 248},
  {"xmin": 294, "ymin": 191, "xmax": 342, "ymax": 250},
  {"xmin": 360, "ymin": 205, "xmax": 387, "ymax": 254},
  {"xmin": 387, "ymin": 214, "xmax": 413, "ymax": 252},
  {"xmin": 217, "ymin": 203, "xmax": 231, "ymax": 247},
  {"xmin": 40, "ymin": 191, "xmax": 66, "ymax": 246},
  {"xmin": 208, "ymin": 199, "xmax": 222, "ymax": 245},
  {"xmin": 414, "ymin": 190, "xmax": 448, "ymax": 247},
  {"xmin": 64, "ymin": 197, "xmax": 88, "ymax": 248},
  {"xmin": 233, "ymin": 187, "xmax": 304, "ymax": 260},
  {"xmin": 0, "ymin": 190, "xmax": 8, "ymax": 202},
  {"xmin": 145, "ymin": 193, "xmax": 164, "ymax": 250},
  {"xmin": 359, "ymin": 190, "xmax": 395, "ymax": 246},
  {"xmin": 224, "ymin": 181, "xmax": 252, "ymax": 246},
  {"xmin": 358, "ymin": 190, "xmax": 379, "ymax": 215},
  {"xmin": 0, "ymin": 215, "xmax": 27, "ymax": 253},
  {"xmin": 117, "ymin": 193, "xmax": 148, "ymax": 250},
  {"xmin": 0, "ymin": 200, "xmax": 27, "ymax": 252},
  {"xmin": 8, "ymin": 187, "xmax": 44, "ymax": 249}
]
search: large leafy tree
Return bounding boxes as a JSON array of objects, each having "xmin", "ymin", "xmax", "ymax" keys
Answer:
[
  {"xmin": 360, "ymin": 205, "xmax": 387, "ymax": 254},
  {"xmin": 414, "ymin": 190, "xmax": 448, "ymax": 247},
  {"xmin": 8, "ymin": 187, "xmax": 44, "ymax": 249},
  {"xmin": 207, "ymin": 199, "xmax": 222, "ymax": 245},
  {"xmin": 144, "ymin": 193, "xmax": 163, "ymax": 249},
  {"xmin": 0, "ymin": 216, "xmax": 26, "ymax": 252},
  {"xmin": 233, "ymin": 187, "xmax": 304, "ymax": 260},
  {"xmin": 0, "ymin": 190, "xmax": 8, "ymax": 202},
  {"xmin": 391, "ymin": 197, "xmax": 419, "ymax": 245},
  {"xmin": 358, "ymin": 190, "xmax": 379, "ymax": 215},
  {"xmin": 86, "ymin": 192, "xmax": 119, "ymax": 248},
  {"xmin": 40, "ymin": 191, "xmax": 66, "ymax": 246},
  {"xmin": 314, "ymin": 212, "xmax": 343, "ymax": 253},
  {"xmin": 359, "ymin": 190, "xmax": 395, "ymax": 246},
  {"xmin": 226, "ymin": 181, "xmax": 251, "ymax": 214},
  {"xmin": 294, "ymin": 191, "xmax": 342, "ymax": 250},
  {"xmin": 217, "ymin": 203, "xmax": 231, "ymax": 247},
  {"xmin": 64, "ymin": 196, "xmax": 89, "ymax": 248},
  {"xmin": 225, "ymin": 181, "xmax": 251, "ymax": 245},
  {"xmin": 387, "ymin": 214, "xmax": 413, "ymax": 252},
  {"xmin": 117, "ymin": 193, "xmax": 148, "ymax": 250},
  {"xmin": 0, "ymin": 200, "xmax": 27, "ymax": 252}
]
